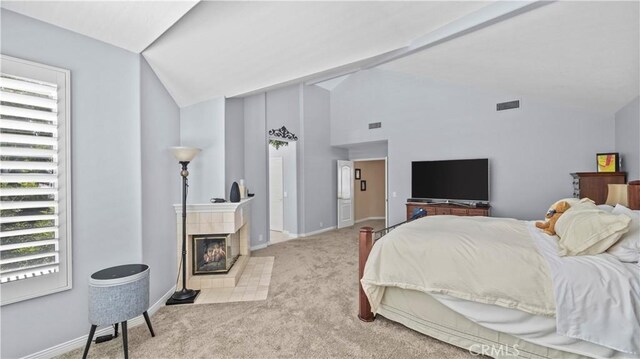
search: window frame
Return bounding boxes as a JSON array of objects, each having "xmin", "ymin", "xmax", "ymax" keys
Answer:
[{"xmin": 1, "ymin": 55, "xmax": 72, "ymax": 306}]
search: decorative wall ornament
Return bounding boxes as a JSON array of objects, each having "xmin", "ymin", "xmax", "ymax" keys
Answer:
[{"xmin": 268, "ymin": 126, "xmax": 298, "ymax": 150}]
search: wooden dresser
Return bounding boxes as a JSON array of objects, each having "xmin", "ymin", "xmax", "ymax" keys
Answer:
[
  {"xmin": 406, "ymin": 202, "xmax": 490, "ymax": 220},
  {"xmin": 571, "ymin": 172, "xmax": 627, "ymax": 204}
]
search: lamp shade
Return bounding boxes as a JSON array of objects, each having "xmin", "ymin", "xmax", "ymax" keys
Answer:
[
  {"xmin": 170, "ymin": 147, "xmax": 201, "ymax": 162},
  {"xmin": 605, "ymin": 184, "xmax": 628, "ymax": 206}
]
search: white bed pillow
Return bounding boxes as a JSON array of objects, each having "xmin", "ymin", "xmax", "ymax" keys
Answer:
[
  {"xmin": 541, "ymin": 198, "xmax": 591, "ymax": 221},
  {"xmin": 606, "ymin": 205, "xmax": 640, "ymax": 262},
  {"xmin": 555, "ymin": 205, "xmax": 631, "ymax": 256}
]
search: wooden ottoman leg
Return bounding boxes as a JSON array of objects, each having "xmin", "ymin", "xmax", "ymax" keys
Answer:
[
  {"xmin": 143, "ymin": 311, "xmax": 155, "ymax": 337},
  {"xmin": 114, "ymin": 323, "xmax": 119, "ymax": 338},
  {"xmin": 82, "ymin": 325, "xmax": 97, "ymax": 359}
]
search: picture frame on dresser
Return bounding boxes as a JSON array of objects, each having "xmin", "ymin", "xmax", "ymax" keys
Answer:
[{"xmin": 596, "ymin": 153, "xmax": 620, "ymax": 172}]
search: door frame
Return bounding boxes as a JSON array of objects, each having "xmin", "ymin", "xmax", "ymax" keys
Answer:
[{"xmin": 351, "ymin": 157, "xmax": 389, "ymax": 228}]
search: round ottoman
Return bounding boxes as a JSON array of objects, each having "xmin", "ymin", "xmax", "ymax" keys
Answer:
[{"xmin": 82, "ymin": 264, "xmax": 155, "ymax": 359}]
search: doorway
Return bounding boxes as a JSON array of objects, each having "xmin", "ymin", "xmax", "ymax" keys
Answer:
[
  {"xmin": 268, "ymin": 141, "xmax": 298, "ymax": 244},
  {"xmin": 353, "ymin": 158, "xmax": 388, "ymax": 228}
]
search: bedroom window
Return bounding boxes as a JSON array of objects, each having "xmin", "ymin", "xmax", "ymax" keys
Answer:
[{"xmin": 0, "ymin": 55, "xmax": 72, "ymax": 306}]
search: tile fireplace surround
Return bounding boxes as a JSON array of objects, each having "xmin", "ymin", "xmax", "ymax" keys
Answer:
[{"xmin": 173, "ymin": 198, "xmax": 253, "ymax": 290}]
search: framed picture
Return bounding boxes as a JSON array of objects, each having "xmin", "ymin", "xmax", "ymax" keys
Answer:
[
  {"xmin": 193, "ymin": 235, "xmax": 228, "ymax": 275},
  {"xmin": 360, "ymin": 180, "xmax": 367, "ymax": 191},
  {"xmin": 355, "ymin": 168, "xmax": 361, "ymax": 180},
  {"xmin": 596, "ymin": 153, "xmax": 620, "ymax": 173}
]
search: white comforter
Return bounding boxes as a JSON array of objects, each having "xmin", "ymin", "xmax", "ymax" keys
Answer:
[
  {"xmin": 529, "ymin": 222, "xmax": 640, "ymax": 355},
  {"xmin": 362, "ymin": 216, "xmax": 556, "ymax": 316},
  {"xmin": 361, "ymin": 216, "xmax": 640, "ymax": 354}
]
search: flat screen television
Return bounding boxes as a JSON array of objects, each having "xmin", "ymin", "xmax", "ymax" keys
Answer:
[{"xmin": 411, "ymin": 159, "xmax": 489, "ymax": 203}]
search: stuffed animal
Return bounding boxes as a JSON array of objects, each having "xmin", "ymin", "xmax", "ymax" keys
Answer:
[{"xmin": 535, "ymin": 201, "xmax": 571, "ymax": 236}]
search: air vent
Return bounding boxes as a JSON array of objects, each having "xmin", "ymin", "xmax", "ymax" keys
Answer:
[
  {"xmin": 497, "ymin": 100, "xmax": 520, "ymax": 111},
  {"xmin": 369, "ymin": 122, "xmax": 382, "ymax": 129}
]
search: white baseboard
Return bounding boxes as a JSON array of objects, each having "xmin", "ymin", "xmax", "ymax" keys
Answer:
[
  {"xmin": 23, "ymin": 285, "xmax": 176, "ymax": 359},
  {"xmin": 282, "ymin": 230, "xmax": 298, "ymax": 239},
  {"xmin": 300, "ymin": 226, "xmax": 337, "ymax": 237},
  {"xmin": 250, "ymin": 243, "xmax": 268, "ymax": 251},
  {"xmin": 355, "ymin": 216, "xmax": 385, "ymax": 224}
]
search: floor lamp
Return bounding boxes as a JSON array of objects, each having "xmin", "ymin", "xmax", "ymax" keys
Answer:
[{"xmin": 168, "ymin": 146, "xmax": 201, "ymax": 305}]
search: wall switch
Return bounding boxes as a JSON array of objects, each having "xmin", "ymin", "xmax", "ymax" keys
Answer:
[
  {"xmin": 283, "ymin": 191, "xmax": 288, "ymax": 198},
  {"xmin": 392, "ymin": 192, "xmax": 397, "ymax": 198},
  {"xmin": 320, "ymin": 222, "xmax": 324, "ymax": 227},
  {"xmin": 259, "ymin": 234, "xmax": 264, "ymax": 242}
]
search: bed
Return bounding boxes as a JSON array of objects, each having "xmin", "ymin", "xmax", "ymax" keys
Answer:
[{"xmin": 357, "ymin": 182, "xmax": 640, "ymax": 359}]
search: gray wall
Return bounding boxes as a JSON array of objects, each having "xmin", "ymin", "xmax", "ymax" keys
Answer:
[
  {"xmin": 303, "ymin": 85, "xmax": 348, "ymax": 233},
  {"xmin": 244, "ymin": 94, "xmax": 269, "ymax": 246},
  {"xmin": 331, "ymin": 69, "xmax": 615, "ymax": 223},
  {"xmin": 347, "ymin": 141, "xmax": 388, "ymax": 160},
  {"xmin": 225, "ymin": 98, "xmax": 245, "ymax": 197},
  {"xmin": 615, "ymin": 96, "xmax": 640, "ymax": 180},
  {"xmin": 140, "ymin": 58, "xmax": 180, "ymax": 303},
  {"xmin": 1, "ymin": 10, "xmax": 143, "ymax": 358},
  {"xmin": 179, "ymin": 97, "xmax": 226, "ymax": 202},
  {"xmin": 266, "ymin": 85, "xmax": 300, "ymax": 236},
  {"xmin": 242, "ymin": 84, "xmax": 346, "ymax": 243}
]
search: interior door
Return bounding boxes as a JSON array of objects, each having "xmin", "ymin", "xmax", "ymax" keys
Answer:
[
  {"xmin": 337, "ymin": 160, "xmax": 355, "ymax": 228},
  {"xmin": 269, "ymin": 157, "xmax": 284, "ymax": 232}
]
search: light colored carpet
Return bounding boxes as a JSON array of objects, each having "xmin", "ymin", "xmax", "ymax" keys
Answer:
[{"xmin": 62, "ymin": 221, "xmax": 472, "ymax": 358}]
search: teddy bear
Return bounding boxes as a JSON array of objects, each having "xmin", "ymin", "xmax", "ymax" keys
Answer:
[{"xmin": 535, "ymin": 201, "xmax": 571, "ymax": 236}]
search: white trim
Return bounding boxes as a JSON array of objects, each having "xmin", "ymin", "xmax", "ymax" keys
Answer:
[
  {"xmin": 0, "ymin": 55, "xmax": 72, "ymax": 306},
  {"xmin": 250, "ymin": 243, "xmax": 268, "ymax": 251},
  {"xmin": 355, "ymin": 217, "xmax": 385, "ymax": 224},
  {"xmin": 21, "ymin": 286, "xmax": 176, "ymax": 359},
  {"xmin": 351, "ymin": 157, "xmax": 386, "ymax": 162},
  {"xmin": 299, "ymin": 226, "xmax": 337, "ymax": 238}
]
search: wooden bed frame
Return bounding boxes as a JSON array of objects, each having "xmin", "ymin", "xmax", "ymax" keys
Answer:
[
  {"xmin": 358, "ymin": 222, "xmax": 406, "ymax": 322},
  {"xmin": 629, "ymin": 180, "xmax": 640, "ymax": 210}
]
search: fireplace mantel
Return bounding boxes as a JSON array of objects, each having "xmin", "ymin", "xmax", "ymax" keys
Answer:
[
  {"xmin": 173, "ymin": 198, "xmax": 253, "ymax": 214},
  {"xmin": 173, "ymin": 197, "xmax": 253, "ymax": 289}
]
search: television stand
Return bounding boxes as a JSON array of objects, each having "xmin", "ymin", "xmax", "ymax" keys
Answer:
[{"xmin": 406, "ymin": 201, "xmax": 490, "ymax": 220}]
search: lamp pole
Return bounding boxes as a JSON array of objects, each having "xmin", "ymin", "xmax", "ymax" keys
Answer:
[
  {"xmin": 168, "ymin": 146, "xmax": 201, "ymax": 304},
  {"xmin": 172, "ymin": 161, "xmax": 197, "ymax": 301}
]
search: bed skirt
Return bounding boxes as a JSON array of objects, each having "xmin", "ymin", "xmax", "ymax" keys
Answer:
[{"xmin": 377, "ymin": 287, "xmax": 589, "ymax": 359}]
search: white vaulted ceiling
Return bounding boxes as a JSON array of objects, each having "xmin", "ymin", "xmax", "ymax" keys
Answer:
[
  {"xmin": 2, "ymin": 1, "xmax": 638, "ymax": 112},
  {"xmin": 141, "ymin": 1, "xmax": 489, "ymax": 107},
  {"xmin": 379, "ymin": 1, "xmax": 640, "ymax": 114},
  {"xmin": 1, "ymin": 1, "xmax": 199, "ymax": 53}
]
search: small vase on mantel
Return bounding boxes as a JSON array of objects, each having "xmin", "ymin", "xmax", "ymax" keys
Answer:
[
  {"xmin": 230, "ymin": 182, "xmax": 241, "ymax": 203},
  {"xmin": 239, "ymin": 179, "xmax": 246, "ymax": 199}
]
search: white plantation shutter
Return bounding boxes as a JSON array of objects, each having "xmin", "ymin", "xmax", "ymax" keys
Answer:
[{"xmin": 0, "ymin": 55, "xmax": 71, "ymax": 305}]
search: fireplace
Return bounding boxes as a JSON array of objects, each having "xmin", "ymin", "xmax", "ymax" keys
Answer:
[
  {"xmin": 192, "ymin": 233, "xmax": 240, "ymax": 274},
  {"xmin": 174, "ymin": 198, "xmax": 253, "ymax": 288}
]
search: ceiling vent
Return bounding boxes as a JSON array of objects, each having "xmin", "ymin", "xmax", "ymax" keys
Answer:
[
  {"xmin": 369, "ymin": 122, "xmax": 382, "ymax": 129},
  {"xmin": 497, "ymin": 100, "xmax": 520, "ymax": 111}
]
